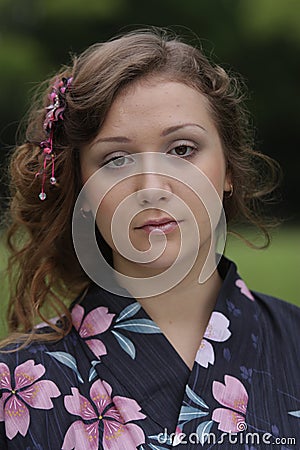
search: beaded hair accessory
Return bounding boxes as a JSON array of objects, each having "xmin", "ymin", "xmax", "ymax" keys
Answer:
[{"xmin": 36, "ymin": 76, "xmax": 72, "ymax": 200}]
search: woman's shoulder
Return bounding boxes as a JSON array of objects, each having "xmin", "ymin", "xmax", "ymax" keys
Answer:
[
  {"xmin": 252, "ymin": 290, "xmax": 300, "ymax": 347},
  {"xmin": 0, "ymin": 326, "xmax": 78, "ymax": 368},
  {"xmin": 253, "ymin": 289, "xmax": 300, "ymax": 318}
]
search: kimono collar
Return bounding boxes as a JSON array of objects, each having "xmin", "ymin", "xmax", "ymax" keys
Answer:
[{"xmin": 69, "ymin": 257, "xmax": 259, "ymax": 431}]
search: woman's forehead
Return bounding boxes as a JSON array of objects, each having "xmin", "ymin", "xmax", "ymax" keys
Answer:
[{"xmin": 97, "ymin": 79, "xmax": 213, "ymax": 135}]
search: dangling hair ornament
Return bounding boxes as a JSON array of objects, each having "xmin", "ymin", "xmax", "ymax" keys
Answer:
[{"xmin": 36, "ymin": 76, "xmax": 72, "ymax": 200}]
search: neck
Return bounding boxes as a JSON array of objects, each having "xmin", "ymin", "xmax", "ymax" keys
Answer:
[
  {"xmin": 137, "ymin": 267, "xmax": 222, "ymax": 371},
  {"xmin": 140, "ymin": 268, "xmax": 221, "ymax": 324},
  {"xmin": 113, "ymin": 248, "xmax": 223, "ymax": 370},
  {"xmin": 113, "ymin": 247, "xmax": 223, "ymax": 329}
]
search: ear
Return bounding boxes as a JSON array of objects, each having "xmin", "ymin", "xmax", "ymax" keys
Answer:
[
  {"xmin": 81, "ymin": 201, "xmax": 91, "ymax": 214},
  {"xmin": 223, "ymin": 172, "xmax": 232, "ymax": 193},
  {"xmin": 81, "ymin": 192, "xmax": 92, "ymax": 214},
  {"xmin": 79, "ymin": 199, "xmax": 92, "ymax": 220}
]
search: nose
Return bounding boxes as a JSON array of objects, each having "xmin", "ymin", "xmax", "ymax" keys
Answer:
[{"xmin": 135, "ymin": 172, "xmax": 172, "ymax": 206}]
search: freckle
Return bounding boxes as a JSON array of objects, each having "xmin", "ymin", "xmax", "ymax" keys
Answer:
[{"xmin": 169, "ymin": 320, "xmax": 173, "ymax": 325}]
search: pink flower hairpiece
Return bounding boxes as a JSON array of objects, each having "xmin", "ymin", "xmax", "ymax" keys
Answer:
[{"xmin": 36, "ymin": 76, "xmax": 72, "ymax": 200}]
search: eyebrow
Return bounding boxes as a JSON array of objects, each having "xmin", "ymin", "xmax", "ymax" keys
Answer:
[
  {"xmin": 92, "ymin": 123, "xmax": 207, "ymax": 147},
  {"xmin": 161, "ymin": 123, "xmax": 207, "ymax": 136},
  {"xmin": 92, "ymin": 136, "xmax": 131, "ymax": 145}
]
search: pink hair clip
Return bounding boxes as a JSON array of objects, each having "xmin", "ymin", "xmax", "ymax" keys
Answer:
[{"xmin": 36, "ymin": 76, "xmax": 72, "ymax": 200}]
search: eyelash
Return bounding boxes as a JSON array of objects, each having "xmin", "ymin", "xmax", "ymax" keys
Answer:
[
  {"xmin": 102, "ymin": 143, "xmax": 198, "ymax": 168},
  {"xmin": 169, "ymin": 144, "xmax": 197, "ymax": 159}
]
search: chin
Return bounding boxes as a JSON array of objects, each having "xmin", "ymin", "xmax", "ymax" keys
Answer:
[{"xmin": 137, "ymin": 244, "xmax": 194, "ymax": 273}]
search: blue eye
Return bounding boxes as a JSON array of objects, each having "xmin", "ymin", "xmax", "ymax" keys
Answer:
[{"xmin": 168, "ymin": 145, "xmax": 196, "ymax": 158}]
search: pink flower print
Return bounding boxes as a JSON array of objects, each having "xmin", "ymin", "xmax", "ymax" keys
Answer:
[
  {"xmin": 0, "ymin": 360, "xmax": 60, "ymax": 439},
  {"xmin": 62, "ymin": 379, "xmax": 146, "ymax": 450},
  {"xmin": 235, "ymin": 279, "xmax": 254, "ymax": 301},
  {"xmin": 72, "ymin": 305, "xmax": 115, "ymax": 358},
  {"xmin": 212, "ymin": 375, "xmax": 248, "ymax": 433},
  {"xmin": 172, "ymin": 426, "xmax": 185, "ymax": 446},
  {"xmin": 195, "ymin": 312, "xmax": 231, "ymax": 368}
]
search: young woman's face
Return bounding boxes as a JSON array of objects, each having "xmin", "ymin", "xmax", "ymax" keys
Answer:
[{"xmin": 80, "ymin": 78, "xmax": 231, "ymax": 278}]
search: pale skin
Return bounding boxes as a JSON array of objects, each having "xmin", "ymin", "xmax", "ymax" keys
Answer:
[{"xmin": 80, "ymin": 77, "xmax": 231, "ymax": 369}]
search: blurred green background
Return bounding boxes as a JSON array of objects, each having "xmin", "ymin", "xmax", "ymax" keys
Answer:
[{"xmin": 0, "ymin": 0, "xmax": 299, "ymax": 338}]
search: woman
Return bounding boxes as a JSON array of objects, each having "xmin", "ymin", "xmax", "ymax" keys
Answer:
[{"xmin": 0, "ymin": 28, "xmax": 299, "ymax": 449}]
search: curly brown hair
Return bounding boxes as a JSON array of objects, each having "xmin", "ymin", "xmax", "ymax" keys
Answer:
[{"xmin": 1, "ymin": 27, "xmax": 280, "ymax": 348}]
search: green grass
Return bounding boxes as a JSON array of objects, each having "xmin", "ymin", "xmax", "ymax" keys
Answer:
[
  {"xmin": 225, "ymin": 227, "xmax": 300, "ymax": 306},
  {"xmin": 0, "ymin": 227, "xmax": 299, "ymax": 339}
]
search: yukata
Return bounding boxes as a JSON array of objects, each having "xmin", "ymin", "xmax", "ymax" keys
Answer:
[{"xmin": 0, "ymin": 257, "xmax": 299, "ymax": 450}]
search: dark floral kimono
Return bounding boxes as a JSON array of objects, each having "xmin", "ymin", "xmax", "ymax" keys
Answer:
[{"xmin": 0, "ymin": 257, "xmax": 299, "ymax": 449}]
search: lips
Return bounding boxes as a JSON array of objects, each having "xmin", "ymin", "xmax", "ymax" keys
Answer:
[{"xmin": 135, "ymin": 217, "xmax": 181, "ymax": 234}]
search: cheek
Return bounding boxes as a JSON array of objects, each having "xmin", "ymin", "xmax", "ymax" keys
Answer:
[
  {"xmin": 176, "ymin": 159, "xmax": 225, "ymax": 206},
  {"xmin": 175, "ymin": 163, "xmax": 225, "ymax": 234},
  {"xmin": 202, "ymin": 159, "xmax": 227, "ymax": 199},
  {"xmin": 211, "ymin": 170, "xmax": 226, "ymax": 197},
  {"xmin": 94, "ymin": 184, "xmax": 134, "ymax": 244},
  {"xmin": 95, "ymin": 194, "xmax": 116, "ymax": 240}
]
